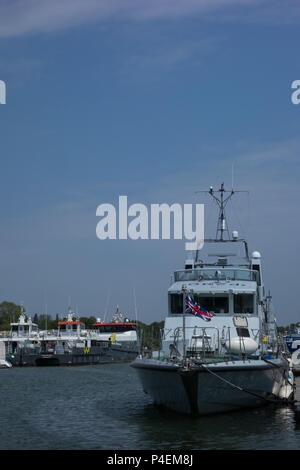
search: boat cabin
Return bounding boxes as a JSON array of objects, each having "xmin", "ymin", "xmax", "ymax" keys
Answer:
[
  {"xmin": 162, "ymin": 242, "xmax": 269, "ymax": 358},
  {"xmin": 169, "ymin": 267, "xmax": 258, "ymax": 316},
  {"xmin": 168, "ymin": 245, "xmax": 264, "ymax": 319},
  {"xmin": 93, "ymin": 306, "xmax": 137, "ymax": 335},
  {"xmin": 10, "ymin": 314, "xmax": 38, "ymax": 338},
  {"xmin": 93, "ymin": 321, "xmax": 137, "ymax": 334},
  {"xmin": 58, "ymin": 312, "xmax": 85, "ymax": 337}
]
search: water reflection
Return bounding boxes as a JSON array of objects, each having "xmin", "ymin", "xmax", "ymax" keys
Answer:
[
  {"xmin": 126, "ymin": 400, "xmax": 300, "ymax": 450},
  {"xmin": 0, "ymin": 365, "xmax": 300, "ymax": 450}
]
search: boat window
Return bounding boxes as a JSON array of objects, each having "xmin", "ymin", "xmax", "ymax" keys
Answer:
[
  {"xmin": 236, "ymin": 271, "xmax": 252, "ymax": 281},
  {"xmin": 236, "ymin": 327, "xmax": 250, "ymax": 337},
  {"xmin": 194, "ymin": 295, "xmax": 229, "ymax": 314},
  {"xmin": 95, "ymin": 324, "xmax": 136, "ymax": 333},
  {"xmin": 234, "ymin": 294, "xmax": 254, "ymax": 314},
  {"xmin": 91, "ymin": 340, "xmax": 109, "ymax": 347},
  {"xmin": 170, "ymin": 294, "xmax": 183, "ymax": 314},
  {"xmin": 174, "ymin": 269, "xmax": 258, "ymax": 282}
]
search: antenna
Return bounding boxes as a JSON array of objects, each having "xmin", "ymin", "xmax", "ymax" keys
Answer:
[
  {"xmin": 195, "ymin": 182, "xmax": 250, "ymax": 263},
  {"xmin": 19, "ymin": 301, "xmax": 24, "ymax": 323},
  {"xmin": 133, "ymin": 286, "xmax": 138, "ymax": 324},
  {"xmin": 196, "ymin": 183, "xmax": 248, "ymax": 241},
  {"xmin": 68, "ymin": 296, "xmax": 71, "ymax": 316},
  {"xmin": 103, "ymin": 290, "xmax": 111, "ymax": 322},
  {"xmin": 44, "ymin": 289, "xmax": 48, "ymax": 331}
]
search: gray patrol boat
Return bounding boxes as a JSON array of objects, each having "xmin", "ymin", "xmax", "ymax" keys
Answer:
[{"xmin": 131, "ymin": 184, "xmax": 293, "ymax": 415}]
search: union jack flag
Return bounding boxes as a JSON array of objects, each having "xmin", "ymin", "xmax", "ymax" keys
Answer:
[{"xmin": 185, "ymin": 291, "xmax": 215, "ymax": 322}]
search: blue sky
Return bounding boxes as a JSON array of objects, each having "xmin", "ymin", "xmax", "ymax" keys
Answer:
[{"xmin": 0, "ymin": 1, "xmax": 299, "ymax": 325}]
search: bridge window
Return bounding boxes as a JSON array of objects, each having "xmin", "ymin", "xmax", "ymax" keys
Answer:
[
  {"xmin": 234, "ymin": 294, "xmax": 254, "ymax": 314},
  {"xmin": 194, "ymin": 295, "xmax": 229, "ymax": 314},
  {"xmin": 95, "ymin": 324, "xmax": 136, "ymax": 333},
  {"xmin": 170, "ymin": 294, "xmax": 183, "ymax": 314}
]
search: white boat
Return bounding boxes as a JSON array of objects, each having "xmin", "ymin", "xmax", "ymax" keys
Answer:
[
  {"xmin": 131, "ymin": 183, "xmax": 293, "ymax": 415},
  {"xmin": 0, "ymin": 342, "xmax": 12, "ymax": 368},
  {"xmin": 1, "ymin": 312, "xmax": 40, "ymax": 366},
  {"xmin": 91, "ymin": 306, "xmax": 138, "ymax": 351},
  {"xmin": 0, "ymin": 307, "xmax": 138, "ymax": 366},
  {"xmin": 291, "ymin": 349, "xmax": 300, "ymax": 375}
]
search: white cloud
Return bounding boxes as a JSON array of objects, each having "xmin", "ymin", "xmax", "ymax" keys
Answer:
[
  {"xmin": 125, "ymin": 36, "xmax": 223, "ymax": 71},
  {"xmin": 0, "ymin": 0, "xmax": 293, "ymax": 38}
]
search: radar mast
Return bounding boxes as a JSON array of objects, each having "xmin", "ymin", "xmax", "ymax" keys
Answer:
[{"xmin": 195, "ymin": 183, "xmax": 249, "ymax": 263}]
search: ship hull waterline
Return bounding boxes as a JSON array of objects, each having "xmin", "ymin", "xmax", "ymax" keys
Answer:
[
  {"xmin": 8, "ymin": 346, "xmax": 138, "ymax": 367},
  {"xmin": 131, "ymin": 357, "xmax": 288, "ymax": 416}
]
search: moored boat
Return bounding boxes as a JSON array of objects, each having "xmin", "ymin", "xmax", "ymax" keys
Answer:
[
  {"xmin": 92, "ymin": 306, "xmax": 138, "ymax": 357},
  {"xmin": 284, "ymin": 329, "xmax": 300, "ymax": 375},
  {"xmin": 0, "ymin": 341, "xmax": 12, "ymax": 369},
  {"xmin": 2, "ymin": 307, "xmax": 138, "ymax": 367},
  {"xmin": 131, "ymin": 183, "xmax": 293, "ymax": 415}
]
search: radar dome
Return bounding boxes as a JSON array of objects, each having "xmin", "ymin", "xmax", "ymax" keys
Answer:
[
  {"xmin": 232, "ymin": 230, "xmax": 239, "ymax": 240},
  {"xmin": 251, "ymin": 251, "xmax": 261, "ymax": 259}
]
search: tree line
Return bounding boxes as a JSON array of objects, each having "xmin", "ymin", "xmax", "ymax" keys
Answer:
[
  {"xmin": 0, "ymin": 301, "xmax": 101, "ymax": 331},
  {"xmin": 136, "ymin": 320, "xmax": 164, "ymax": 350}
]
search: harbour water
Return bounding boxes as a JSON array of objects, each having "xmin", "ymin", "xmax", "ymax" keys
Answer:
[{"xmin": 0, "ymin": 363, "xmax": 299, "ymax": 450}]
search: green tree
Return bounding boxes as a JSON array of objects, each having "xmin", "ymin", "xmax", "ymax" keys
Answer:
[
  {"xmin": 79, "ymin": 316, "xmax": 97, "ymax": 329},
  {"xmin": 0, "ymin": 301, "xmax": 24, "ymax": 330},
  {"xmin": 37, "ymin": 314, "xmax": 57, "ymax": 330},
  {"xmin": 137, "ymin": 320, "xmax": 164, "ymax": 350}
]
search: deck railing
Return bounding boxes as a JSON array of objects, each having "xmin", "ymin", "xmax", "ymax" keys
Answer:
[{"xmin": 140, "ymin": 325, "xmax": 283, "ymax": 361}]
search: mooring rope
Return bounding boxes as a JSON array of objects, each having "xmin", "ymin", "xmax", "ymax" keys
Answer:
[{"xmin": 198, "ymin": 363, "xmax": 278, "ymax": 403}]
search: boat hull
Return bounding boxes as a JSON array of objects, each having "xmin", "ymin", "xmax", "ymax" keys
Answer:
[
  {"xmin": 0, "ymin": 359, "xmax": 12, "ymax": 369},
  {"xmin": 8, "ymin": 343, "xmax": 138, "ymax": 367},
  {"xmin": 131, "ymin": 357, "xmax": 288, "ymax": 415}
]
